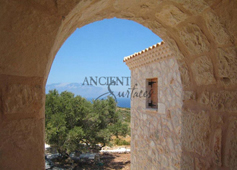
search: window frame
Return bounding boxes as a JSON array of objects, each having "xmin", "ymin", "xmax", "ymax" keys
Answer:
[{"xmin": 146, "ymin": 77, "xmax": 158, "ymax": 110}]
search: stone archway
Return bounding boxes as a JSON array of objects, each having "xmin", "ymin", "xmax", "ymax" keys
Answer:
[{"xmin": 0, "ymin": 0, "xmax": 236, "ymax": 169}]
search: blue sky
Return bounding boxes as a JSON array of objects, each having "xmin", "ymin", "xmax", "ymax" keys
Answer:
[{"xmin": 47, "ymin": 18, "xmax": 162, "ymax": 91}]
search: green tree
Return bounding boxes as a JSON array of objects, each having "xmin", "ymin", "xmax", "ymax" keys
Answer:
[
  {"xmin": 45, "ymin": 90, "xmax": 130, "ymax": 153},
  {"xmin": 46, "ymin": 112, "xmax": 68, "ymax": 153},
  {"xmin": 64, "ymin": 126, "xmax": 85, "ymax": 153},
  {"xmin": 45, "ymin": 89, "xmax": 61, "ymax": 125},
  {"xmin": 109, "ymin": 119, "xmax": 130, "ymax": 138}
]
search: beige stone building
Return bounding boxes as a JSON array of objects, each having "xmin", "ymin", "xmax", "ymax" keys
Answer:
[
  {"xmin": 124, "ymin": 42, "xmax": 183, "ymax": 169},
  {"xmin": 0, "ymin": 0, "xmax": 236, "ymax": 169}
]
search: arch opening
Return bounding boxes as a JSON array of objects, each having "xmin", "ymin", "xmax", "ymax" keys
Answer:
[{"xmin": 45, "ymin": 18, "xmax": 162, "ymax": 169}]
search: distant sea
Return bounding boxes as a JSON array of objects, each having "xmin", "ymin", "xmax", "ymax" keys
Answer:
[{"xmin": 87, "ymin": 97, "xmax": 131, "ymax": 108}]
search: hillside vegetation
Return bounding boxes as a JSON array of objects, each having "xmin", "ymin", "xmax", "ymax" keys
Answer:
[{"xmin": 45, "ymin": 89, "xmax": 130, "ymax": 154}]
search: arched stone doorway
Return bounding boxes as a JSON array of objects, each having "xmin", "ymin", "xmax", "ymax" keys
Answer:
[{"xmin": 0, "ymin": 0, "xmax": 236, "ymax": 169}]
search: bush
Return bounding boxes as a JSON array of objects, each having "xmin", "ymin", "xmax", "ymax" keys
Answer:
[{"xmin": 114, "ymin": 138, "xmax": 130, "ymax": 145}]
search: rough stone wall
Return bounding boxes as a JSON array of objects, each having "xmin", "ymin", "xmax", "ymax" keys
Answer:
[
  {"xmin": 126, "ymin": 41, "xmax": 237, "ymax": 169},
  {"xmin": 130, "ymin": 56, "xmax": 183, "ymax": 169},
  {"xmin": 0, "ymin": 76, "xmax": 45, "ymax": 169},
  {"xmin": 0, "ymin": 0, "xmax": 236, "ymax": 169},
  {"xmin": 125, "ymin": 43, "xmax": 183, "ymax": 169},
  {"xmin": 181, "ymin": 88, "xmax": 237, "ymax": 170}
]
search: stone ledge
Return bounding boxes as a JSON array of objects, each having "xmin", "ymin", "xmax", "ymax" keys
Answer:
[{"xmin": 145, "ymin": 108, "xmax": 158, "ymax": 114}]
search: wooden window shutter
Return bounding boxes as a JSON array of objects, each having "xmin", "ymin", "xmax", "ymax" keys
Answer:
[{"xmin": 147, "ymin": 78, "xmax": 158, "ymax": 109}]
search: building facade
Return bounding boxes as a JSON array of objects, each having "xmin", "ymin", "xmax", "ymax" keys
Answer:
[{"xmin": 124, "ymin": 42, "xmax": 183, "ymax": 169}]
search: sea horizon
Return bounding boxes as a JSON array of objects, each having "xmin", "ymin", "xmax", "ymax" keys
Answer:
[{"xmin": 87, "ymin": 97, "xmax": 131, "ymax": 108}]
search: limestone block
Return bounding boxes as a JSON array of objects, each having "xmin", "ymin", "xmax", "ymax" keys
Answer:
[
  {"xmin": 168, "ymin": 58, "xmax": 175, "ymax": 68},
  {"xmin": 170, "ymin": 0, "xmax": 208, "ymax": 14},
  {"xmin": 184, "ymin": 91, "xmax": 196, "ymax": 101},
  {"xmin": 205, "ymin": 11, "xmax": 230, "ymax": 45},
  {"xmin": 171, "ymin": 155, "xmax": 181, "ymax": 169},
  {"xmin": 166, "ymin": 37, "xmax": 184, "ymax": 61},
  {"xmin": 120, "ymin": 11, "xmax": 135, "ymax": 19},
  {"xmin": 0, "ymin": 90, "xmax": 2, "ymax": 115},
  {"xmin": 213, "ymin": 128, "xmax": 222, "ymax": 166},
  {"xmin": 158, "ymin": 103, "xmax": 166, "ymax": 114},
  {"xmin": 175, "ymin": 143, "xmax": 182, "ymax": 154},
  {"xmin": 155, "ymin": 5, "xmax": 187, "ymax": 26},
  {"xmin": 146, "ymin": 20, "xmax": 167, "ymax": 38},
  {"xmin": 171, "ymin": 110, "xmax": 181, "ymax": 133},
  {"xmin": 191, "ymin": 56, "xmax": 216, "ymax": 85},
  {"xmin": 198, "ymin": 90, "xmax": 210, "ymax": 105},
  {"xmin": 161, "ymin": 155, "xmax": 169, "ymax": 167},
  {"xmin": 214, "ymin": 115, "xmax": 224, "ymax": 124},
  {"xmin": 3, "ymin": 84, "xmax": 43, "ymax": 114},
  {"xmin": 195, "ymin": 158, "xmax": 211, "ymax": 170},
  {"xmin": 182, "ymin": 110, "xmax": 211, "ymax": 156},
  {"xmin": 229, "ymin": 131, "xmax": 237, "ymax": 170},
  {"xmin": 225, "ymin": 117, "xmax": 237, "ymax": 170},
  {"xmin": 210, "ymin": 91, "xmax": 237, "ymax": 111},
  {"xmin": 0, "ymin": 118, "xmax": 45, "ymax": 169},
  {"xmin": 166, "ymin": 137, "xmax": 175, "ymax": 151},
  {"xmin": 217, "ymin": 47, "xmax": 237, "ymax": 85},
  {"xmin": 166, "ymin": 88, "xmax": 173, "ymax": 101},
  {"xmin": 178, "ymin": 61, "xmax": 190, "ymax": 88},
  {"xmin": 180, "ymin": 24, "xmax": 209, "ymax": 55},
  {"xmin": 181, "ymin": 154, "xmax": 194, "ymax": 170}
]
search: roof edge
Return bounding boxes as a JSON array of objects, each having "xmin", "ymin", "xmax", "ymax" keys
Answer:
[{"xmin": 123, "ymin": 41, "xmax": 164, "ymax": 62}]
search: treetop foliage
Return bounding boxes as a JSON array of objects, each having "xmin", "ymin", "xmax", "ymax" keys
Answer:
[{"xmin": 45, "ymin": 89, "xmax": 130, "ymax": 153}]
